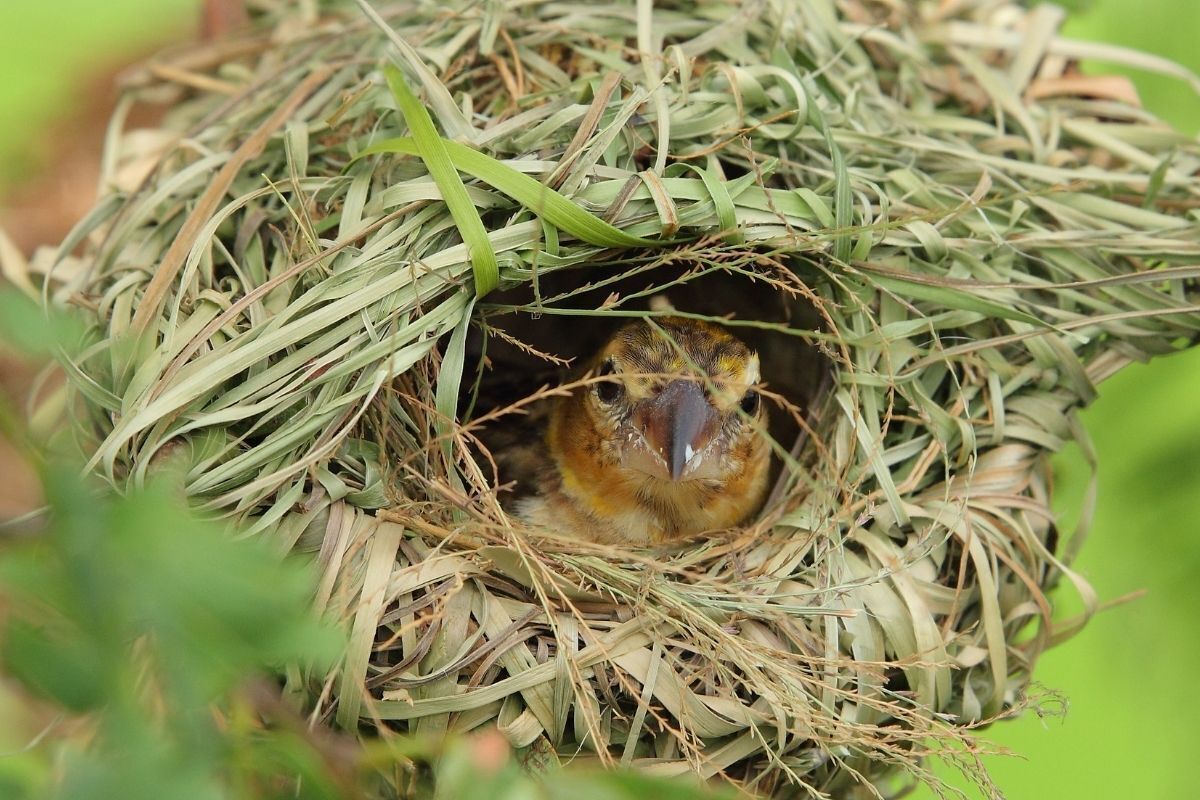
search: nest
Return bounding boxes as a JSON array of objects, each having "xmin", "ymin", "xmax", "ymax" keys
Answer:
[{"xmin": 37, "ymin": 0, "xmax": 1200, "ymax": 796}]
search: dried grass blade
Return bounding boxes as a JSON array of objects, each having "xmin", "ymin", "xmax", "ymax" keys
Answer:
[
  {"xmin": 336, "ymin": 518, "xmax": 403, "ymax": 728},
  {"xmin": 129, "ymin": 67, "xmax": 333, "ymax": 335}
]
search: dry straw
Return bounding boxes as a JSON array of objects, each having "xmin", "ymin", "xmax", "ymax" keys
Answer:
[{"xmin": 18, "ymin": 0, "xmax": 1200, "ymax": 796}]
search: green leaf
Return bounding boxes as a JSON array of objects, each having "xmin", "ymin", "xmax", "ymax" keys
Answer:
[
  {"xmin": 357, "ymin": 138, "xmax": 665, "ymax": 249},
  {"xmin": 2, "ymin": 620, "xmax": 107, "ymax": 712},
  {"xmin": 0, "ymin": 291, "xmax": 87, "ymax": 357},
  {"xmin": 384, "ymin": 64, "xmax": 500, "ymax": 296}
]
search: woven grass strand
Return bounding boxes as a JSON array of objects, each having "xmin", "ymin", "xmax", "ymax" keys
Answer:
[{"xmin": 31, "ymin": 0, "xmax": 1200, "ymax": 797}]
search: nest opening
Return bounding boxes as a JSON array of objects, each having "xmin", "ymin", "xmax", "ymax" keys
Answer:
[{"xmin": 464, "ymin": 257, "xmax": 832, "ymax": 502}]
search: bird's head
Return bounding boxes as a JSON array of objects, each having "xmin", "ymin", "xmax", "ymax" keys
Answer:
[{"xmin": 557, "ymin": 316, "xmax": 768, "ymax": 488}]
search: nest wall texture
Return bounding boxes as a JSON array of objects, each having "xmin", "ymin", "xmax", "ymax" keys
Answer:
[{"xmin": 39, "ymin": 0, "xmax": 1200, "ymax": 796}]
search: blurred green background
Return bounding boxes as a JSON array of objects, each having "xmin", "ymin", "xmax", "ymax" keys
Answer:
[{"xmin": 0, "ymin": 1, "xmax": 1197, "ymax": 798}]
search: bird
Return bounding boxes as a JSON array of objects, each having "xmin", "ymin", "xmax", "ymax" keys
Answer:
[{"xmin": 513, "ymin": 315, "xmax": 771, "ymax": 545}]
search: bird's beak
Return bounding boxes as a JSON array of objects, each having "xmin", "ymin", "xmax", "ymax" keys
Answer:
[{"xmin": 629, "ymin": 380, "xmax": 720, "ymax": 481}]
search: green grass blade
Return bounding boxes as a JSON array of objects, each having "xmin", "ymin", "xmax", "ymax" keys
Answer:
[
  {"xmin": 868, "ymin": 272, "xmax": 1051, "ymax": 328},
  {"xmin": 358, "ymin": 137, "xmax": 667, "ymax": 249},
  {"xmin": 384, "ymin": 65, "xmax": 499, "ymax": 296}
]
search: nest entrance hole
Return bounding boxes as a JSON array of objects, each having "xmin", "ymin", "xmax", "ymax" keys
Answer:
[{"xmin": 462, "ymin": 255, "xmax": 834, "ymax": 513}]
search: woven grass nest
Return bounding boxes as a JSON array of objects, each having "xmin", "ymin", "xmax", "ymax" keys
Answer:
[{"xmin": 38, "ymin": 0, "xmax": 1200, "ymax": 796}]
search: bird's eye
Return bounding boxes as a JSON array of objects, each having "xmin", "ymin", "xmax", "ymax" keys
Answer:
[
  {"xmin": 595, "ymin": 359, "xmax": 624, "ymax": 404},
  {"xmin": 740, "ymin": 389, "xmax": 760, "ymax": 415}
]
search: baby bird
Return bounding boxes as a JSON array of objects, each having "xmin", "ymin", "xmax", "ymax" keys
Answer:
[{"xmin": 517, "ymin": 316, "xmax": 770, "ymax": 545}]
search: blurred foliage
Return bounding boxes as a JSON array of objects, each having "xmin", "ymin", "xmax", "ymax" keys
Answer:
[
  {"xmin": 0, "ymin": 0, "xmax": 197, "ymax": 183},
  {"xmin": 0, "ymin": 291, "xmax": 343, "ymax": 800},
  {"xmin": 0, "ymin": 288, "xmax": 730, "ymax": 799},
  {"xmin": 0, "ymin": 476, "xmax": 351, "ymax": 800},
  {"xmin": 0, "ymin": 292, "xmax": 87, "ymax": 358},
  {"xmin": 1057, "ymin": 0, "xmax": 1200, "ymax": 133}
]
